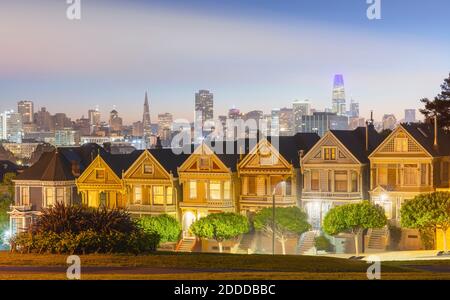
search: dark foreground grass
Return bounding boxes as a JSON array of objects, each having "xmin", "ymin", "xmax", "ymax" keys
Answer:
[{"xmin": 0, "ymin": 251, "xmax": 409, "ymax": 274}]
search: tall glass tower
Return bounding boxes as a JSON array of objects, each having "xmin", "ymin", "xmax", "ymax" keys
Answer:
[{"xmin": 332, "ymin": 74, "xmax": 346, "ymax": 116}]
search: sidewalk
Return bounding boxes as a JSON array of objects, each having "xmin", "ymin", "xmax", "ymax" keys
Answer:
[{"xmin": 320, "ymin": 250, "xmax": 450, "ymax": 261}]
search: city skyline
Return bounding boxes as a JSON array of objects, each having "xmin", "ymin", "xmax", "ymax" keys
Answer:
[{"xmin": 1, "ymin": 0, "xmax": 449, "ymax": 123}]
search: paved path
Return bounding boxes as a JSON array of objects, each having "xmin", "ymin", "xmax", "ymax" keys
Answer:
[{"xmin": 321, "ymin": 250, "xmax": 450, "ymax": 262}]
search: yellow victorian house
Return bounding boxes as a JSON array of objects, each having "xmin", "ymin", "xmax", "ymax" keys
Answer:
[
  {"xmin": 237, "ymin": 134, "xmax": 320, "ymax": 216},
  {"xmin": 369, "ymin": 123, "xmax": 450, "ymax": 250},
  {"xmin": 123, "ymin": 149, "xmax": 188, "ymax": 218},
  {"xmin": 177, "ymin": 143, "xmax": 240, "ymax": 238},
  {"xmin": 76, "ymin": 153, "xmax": 135, "ymax": 209}
]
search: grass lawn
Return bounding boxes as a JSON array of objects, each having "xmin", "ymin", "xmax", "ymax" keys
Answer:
[{"xmin": 0, "ymin": 251, "xmax": 449, "ymax": 280}]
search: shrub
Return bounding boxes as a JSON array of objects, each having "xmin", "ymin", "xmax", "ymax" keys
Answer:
[
  {"xmin": 139, "ymin": 214, "xmax": 181, "ymax": 244},
  {"xmin": 314, "ymin": 235, "xmax": 334, "ymax": 252},
  {"xmin": 12, "ymin": 203, "xmax": 159, "ymax": 254},
  {"xmin": 12, "ymin": 230, "xmax": 159, "ymax": 254}
]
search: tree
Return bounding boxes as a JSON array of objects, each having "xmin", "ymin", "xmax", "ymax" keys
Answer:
[
  {"xmin": 190, "ymin": 212, "xmax": 249, "ymax": 253},
  {"xmin": 401, "ymin": 192, "xmax": 450, "ymax": 252},
  {"xmin": 139, "ymin": 214, "xmax": 181, "ymax": 244},
  {"xmin": 323, "ymin": 201, "xmax": 387, "ymax": 256},
  {"xmin": 2, "ymin": 172, "xmax": 16, "ymax": 198},
  {"xmin": 420, "ymin": 73, "xmax": 450, "ymax": 130},
  {"xmin": 253, "ymin": 207, "xmax": 311, "ymax": 255}
]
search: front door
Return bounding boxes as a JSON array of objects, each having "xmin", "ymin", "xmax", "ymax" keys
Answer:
[{"xmin": 182, "ymin": 211, "xmax": 196, "ymax": 238}]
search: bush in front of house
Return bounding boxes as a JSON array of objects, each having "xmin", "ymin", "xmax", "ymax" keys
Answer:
[
  {"xmin": 138, "ymin": 214, "xmax": 182, "ymax": 244},
  {"xmin": 11, "ymin": 202, "xmax": 159, "ymax": 254},
  {"xmin": 314, "ymin": 235, "xmax": 334, "ymax": 252}
]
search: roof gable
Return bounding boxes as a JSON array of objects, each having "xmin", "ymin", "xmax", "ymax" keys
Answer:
[
  {"xmin": 178, "ymin": 143, "xmax": 233, "ymax": 174},
  {"xmin": 123, "ymin": 150, "xmax": 171, "ymax": 180}
]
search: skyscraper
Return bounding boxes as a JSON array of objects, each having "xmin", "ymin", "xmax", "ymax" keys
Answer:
[
  {"xmin": 88, "ymin": 108, "xmax": 101, "ymax": 134},
  {"xmin": 301, "ymin": 112, "xmax": 348, "ymax": 137},
  {"xmin": 404, "ymin": 109, "xmax": 416, "ymax": 123},
  {"xmin": 0, "ymin": 110, "xmax": 23, "ymax": 143},
  {"xmin": 143, "ymin": 92, "xmax": 151, "ymax": 137},
  {"xmin": 279, "ymin": 107, "xmax": 294, "ymax": 136},
  {"xmin": 332, "ymin": 74, "xmax": 346, "ymax": 116},
  {"xmin": 109, "ymin": 109, "xmax": 123, "ymax": 132},
  {"xmin": 17, "ymin": 101, "xmax": 34, "ymax": 124},
  {"xmin": 293, "ymin": 99, "xmax": 311, "ymax": 133},
  {"xmin": 349, "ymin": 99, "xmax": 360, "ymax": 118},
  {"xmin": 158, "ymin": 112, "xmax": 173, "ymax": 145},
  {"xmin": 195, "ymin": 90, "xmax": 214, "ymax": 129}
]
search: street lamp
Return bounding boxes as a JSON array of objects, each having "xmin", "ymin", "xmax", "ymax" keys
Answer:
[{"xmin": 272, "ymin": 180, "xmax": 286, "ymax": 255}]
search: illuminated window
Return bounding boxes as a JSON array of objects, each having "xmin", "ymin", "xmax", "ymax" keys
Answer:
[
  {"xmin": 45, "ymin": 188, "xmax": 54, "ymax": 207},
  {"xmin": 134, "ymin": 186, "xmax": 142, "ymax": 204},
  {"xmin": 404, "ymin": 164, "xmax": 418, "ymax": 186},
  {"xmin": 189, "ymin": 181, "xmax": 197, "ymax": 199},
  {"xmin": 210, "ymin": 180, "xmax": 221, "ymax": 200},
  {"xmin": 223, "ymin": 181, "xmax": 231, "ymax": 199},
  {"xmin": 247, "ymin": 177, "xmax": 256, "ymax": 195},
  {"xmin": 351, "ymin": 171, "xmax": 358, "ymax": 192},
  {"xmin": 56, "ymin": 188, "xmax": 64, "ymax": 203},
  {"xmin": 311, "ymin": 170, "xmax": 319, "ymax": 191},
  {"xmin": 96, "ymin": 169, "xmax": 105, "ymax": 179},
  {"xmin": 21, "ymin": 187, "xmax": 30, "ymax": 205},
  {"xmin": 323, "ymin": 147, "xmax": 336, "ymax": 160},
  {"xmin": 166, "ymin": 187, "xmax": 173, "ymax": 205},
  {"xmin": 199, "ymin": 157, "xmax": 209, "ymax": 170},
  {"xmin": 334, "ymin": 171, "xmax": 348, "ymax": 192},
  {"xmin": 143, "ymin": 164, "xmax": 154, "ymax": 175},
  {"xmin": 394, "ymin": 138, "xmax": 408, "ymax": 152},
  {"xmin": 153, "ymin": 186, "xmax": 164, "ymax": 205}
]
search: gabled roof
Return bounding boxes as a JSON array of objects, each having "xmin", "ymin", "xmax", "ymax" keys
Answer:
[
  {"xmin": 400, "ymin": 123, "xmax": 450, "ymax": 157},
  {"xmin": 331, "ymin": 126, "xmax": 383, "ymax": 163},
  {"xmin": 148, "ymin": 148, "xmax": 190, "ymax": 176},
  {"xmin": 15, "ymin": 143, "xmax": 104, "ymax": 181}
]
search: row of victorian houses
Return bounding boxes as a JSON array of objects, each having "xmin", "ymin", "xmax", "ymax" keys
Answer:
[{"xmin": 8, "ymin": 122, "xmax": 450, "ymax": 252}]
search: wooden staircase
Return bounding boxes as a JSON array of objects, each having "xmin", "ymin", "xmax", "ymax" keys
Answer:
[
  {"xmin": 236, "ymin": 233, "xmax": 255, "ymax": 254},
  {"xmin": 366, "ymin": 227, "xmax": 389, "ymax": 253},
  {"xmin": 297, "ymin": 231, "xmax": 318, "ymax": 254},
  {"xmin": 176, "ymin": 238, "xmax": 196, "ymax": 252}
]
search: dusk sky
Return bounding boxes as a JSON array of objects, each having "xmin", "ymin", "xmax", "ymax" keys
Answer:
[{"xmin": 1, "ymin": 0, "xmax": 449, "ymax": 124}]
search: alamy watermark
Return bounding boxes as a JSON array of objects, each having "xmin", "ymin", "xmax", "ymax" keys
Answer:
[
  {"xmin": 66, "ymin": 0, "xmax": 81, "ymax": 21},
  {"xmin": 67, "ymin": 255, "xmax": 81, "ymax": 279},
  {"xmin": 367, "ymin": 0, "xmax": 382, "ymax": 20},
  {"xmin": 366, "ymin": 255, "xmax": 381, "ymax": 280}
]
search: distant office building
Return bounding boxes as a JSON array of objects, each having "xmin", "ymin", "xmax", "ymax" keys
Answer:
[
  {"xmin": 34, "ymin": 107, "xmax": 52, "ymax": 132},
  {"xmin": 53, "ymin": 113, "xmax": 72, "ymax": 130},
  {"xmin": 54, "ymin": 129, "xmax": 80, "ymax": 146},
  {"xmin": 109, "ymin": 109, "xmax": 123, "ymax": 132},
  {"xmin": 0, "ymin": 110, "xmax": 23, "ymax": 143},
  {"xmin": 271, "ymin": 109, "xmax": 280, "ymax": 135},
  {"xmin": 74, "ymin": 117, "xmax": 91, "ymax": 136},
  {"xmin": 88, "ymin": 108, "xmax": 101, "ymax": 134},
  {"xmin": 382, "ymin": 114, "xmax": 397, "ymax": 131},
  {"xmin": 244, "ymin": 110, "xmax": 264, "ymax": 137},
  {"xmin": 228, "ymin": 107, "xmax": 242, "ymax": 120},
  {"xmin": 332, "ymin": 74, "xmax": 346, "ymax": 116},
  {"xmin": 195, "ymin": 90, "xmax": 214, "ymax": 128},
  {"xmin": 17, "ymin": 101, "xmax": 34, "ymax": 124},
  {"xmin": 301, "ymin": 112, "xmax": 348, "ymax": 137},
  {"xmin": 404, "ymin": 109, "xmax": 416, "ymax": 123},
  {"xmin": 349, "ymin": 99, "xmax": 360, "ymax": 118},
  {"xmin": 158, "ymin": 113, "xmax": 173, "ymax": 145},
  {"xmin": 279, "ymin": 108, "xmax": 294, "ymax": 136},
  {"xmin": 132, "ymin": 121, "xmax": 144, "ymax": 137},
  {"xmin": 143, "ymin": 92, "xmax": 151, "ymax": 138},
  {"xmin": 349, "ymin": 117, "xmax": 366, "ymax": 130},
  {"xmin": 293, "ymin": 99, "xmax": 311, "ymax": 133}
]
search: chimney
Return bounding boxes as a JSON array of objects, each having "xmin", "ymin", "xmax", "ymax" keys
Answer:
[
  {"xmin": 239, "ymin": 145, "xmax": 243, "ymax": 160},
  {"xmin": 155, "ymin": 136, "xmax": 163, "ymax": 149},
  {"xmin": 434, "ymin": 115, "xmax": 438, "ymax": 147},
  {"xmin": 365, "ymin": 121, "xmax": 369, "ymax": 152}
]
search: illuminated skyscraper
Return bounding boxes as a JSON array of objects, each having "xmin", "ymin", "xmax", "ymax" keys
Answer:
[
  {"xmin": 17, "ymin": 100, "xmax": 34, "ymax": 124},
  {"xmin": 332, "ymin": 74, "xmax": 346, "ymax": 116},
  {"xmin": 195, "ymin": 90, "xmax": 214, "ymax": 128},
  {"xmin": 143, "ymin": 92, "xmax": 151, "ymax": 137},
  {"xmin": 293, "ymin": 99, "xmax": 311, "ymax": 133}
]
